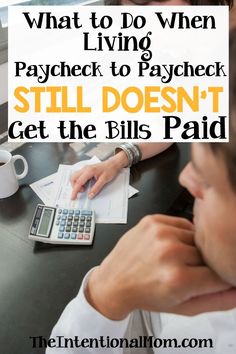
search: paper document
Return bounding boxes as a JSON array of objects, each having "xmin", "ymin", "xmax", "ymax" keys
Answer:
[
  {"xmin": 129, "ymin": 185, "xmax": 139, "ymax": 198},
  {"xmin": 30, "ymin": 157, "xmax": 98, "ymax": 205},
  {"xmin": 31, "ymin": 171, "xmax": 138, "ymax": 208},
  {"xmin": 52, "ymin": 160, "xmax": 129, "ymax": 224},
  {"xmin": 30, "ymin": 173, "xmax": 57, "ymax": 205},
  {"xmin": 30, "ymin": 156, "xmax": 133, "ymax": 223}
]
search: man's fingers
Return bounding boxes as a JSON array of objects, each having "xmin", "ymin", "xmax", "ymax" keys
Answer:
[
  {"xmin": 171, "ymin": 288, "xmax": 236, "ymax": 316},
  {"xmin": 165, "ymin": 227, "xmax": 195, "ymax": 246},
  {"xmin": 173, "ymin": 244, "xmax": 203, "ymax": 266},
  {"xmin": 184, "ymin": 266, "xmax": 230, "ymax": 300},
  {"xmin": 166, "ymin": 266, "xmax": 234, "ymax": 316},
  {"xmin": 143, "ymin": 220, "xmax": 195, "ymax": 246},
  {"xmin": 151, "ymin": 214, "xmax": 194, "ymax": 231},
  {"xmin": 88, "ymin": 176, "xmax": 107, "ymax": 199}
]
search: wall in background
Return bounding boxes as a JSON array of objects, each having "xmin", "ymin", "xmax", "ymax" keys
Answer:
[{"xmin": 0, "ymin": 62, "xmax": 7, "ymax": 105}]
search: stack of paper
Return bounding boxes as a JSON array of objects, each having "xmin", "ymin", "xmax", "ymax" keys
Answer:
[{"xmin": 30, "ymin": 156, "xmax": 138, "ymax": 224}]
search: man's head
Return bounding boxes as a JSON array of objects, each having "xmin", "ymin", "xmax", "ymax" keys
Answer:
[
  {"xmin": 180, "ymin": 29, "xmax": 236, "ymax": 287},
  {"xmin": 105, "ymin": 0, "xmax": 233, "ymax": 7}
]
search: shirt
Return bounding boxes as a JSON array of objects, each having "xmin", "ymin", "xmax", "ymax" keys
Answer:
[{"xmin": 47, "ymin": 270, "xmax": 236, "ymax": 354}]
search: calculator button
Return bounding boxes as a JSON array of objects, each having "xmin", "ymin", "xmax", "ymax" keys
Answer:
[
  {"xmin": 83, "ymin": 234, "xmax": 90, "ymax": 240},
  {"xmin": 86, "ymin": 222, "xmax": 91, "ymax": 227},
  {"xmin": 79, "ymin": 227, "xmax": 84, "ymax": 233},
  {"xmin": 63, "ymin": 209, "xmax": 68, "ymax": 215},
  {"xmin": 81, "ymin": 210, "xmax": 93, "ymax": 216},
  {"xmin": 68, "ymin": 216, "xmax": 73, "ymax": 221},
  {"xmin": 85, "ymin": 227, "xmax": 90, "ymax": 233},
  {"xmin": 72, "ymin": 227, "xmax": 77, "ymax": 233},
  {"xmin": 58, "ymin": 232, "xmax": 64, "ymax": 239},
  {"xmin": 62, "ymin": 215, "xmax": 67, "ymax": 221},
  {"xmin": 74, "ymin": 216, "xmax": 79, "ymax": 221},
  {"xmin": 59, "ymin": 226, "xmax": 65, "ymax": 232},
  {"xmin": 60, "ymin": 220, "xmax": 66, "ymax": 226},
  {"xmin": 67, "ymin": 221, "xmax": 72, "ymax": 227},
  {"xmin": 73, "ymin": 222, "xmax": 78, "ymax": 227},
  {"xmin": 69, "ymin": 210, "xmax": 74, "ymax": 215},
  {"xmin": 64, "ymin": 233, "xmax": 70, "ymax": 239},
  {"xmin": 75, "ymin": 210, "xmax": 80, "ymax": 216},
  {"xmin": 57, "ymin": 215, "xmax": 61, "ymax": 220},
  {"xmin": 56, "ymin": 221, "xmax": 60, "ymax": 226},
  {"xmin": 77, "ymin": 233, "xmax": 83, "ymax": 240},
  {"xmin": 58, "ymin": 209, "xmax": 62, "ymax": 214},
  {"xmin": 71, "ymin": 233, "xmax": 77, "ymax": 240},
  {"xmin": 80, "ymin": 222, "xmax": 85, "ymax": 227},
  {"xmin": 66, "ymin": 226, "xmax": 71, "ymax": 232},
  {"xmin": 86, "ymin": 216, "xmax": 92, "ymax": 221},
  {"xmin": 80, "ymin": 216, "xmax": 85, "ymax": 221}
]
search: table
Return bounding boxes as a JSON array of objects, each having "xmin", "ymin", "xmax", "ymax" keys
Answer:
[{"xmin": 0, "ymin": 142, "xmax": 190, "ymax": 354}]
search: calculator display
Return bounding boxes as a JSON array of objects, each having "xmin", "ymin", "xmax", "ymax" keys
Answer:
[{"xmin": 37, "ymin": 208, "xmax": 53, "ymax": 237}]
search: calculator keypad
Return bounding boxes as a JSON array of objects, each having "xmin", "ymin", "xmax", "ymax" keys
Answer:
[{"xmin": 56, "ymin": 209, "xmax": 93, "ymax": 241}]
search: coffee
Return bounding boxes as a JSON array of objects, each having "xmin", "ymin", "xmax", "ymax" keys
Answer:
[{"xmin": 0, "ymin": 162, "xmax": 6, "ymax": 167}]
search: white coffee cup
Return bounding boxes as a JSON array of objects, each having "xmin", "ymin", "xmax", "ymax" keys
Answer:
[{"xmin": 0, "ymin": 150, "xmax": 28, "ymax": 199}]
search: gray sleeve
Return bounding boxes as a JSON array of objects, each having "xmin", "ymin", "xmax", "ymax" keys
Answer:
[{"xmin": 123, "ymin": 310, "xmax": 162, "ymax": 354}]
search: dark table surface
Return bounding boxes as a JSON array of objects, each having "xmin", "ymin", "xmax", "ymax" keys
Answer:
[{"xmin": 0, "ymin": 142, "xmax": 190, "ymax": 354}]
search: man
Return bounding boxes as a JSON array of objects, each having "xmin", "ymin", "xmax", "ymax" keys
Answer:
[
  {"xmin": 48, "ymin": 6, "xmax": 236, "ymax": 354},
  {"xmin": 46, "ymin": 28, "xmax": 236, "ymax": 353},
  {"xmin": 230, "ymin": 2, "xmax": 236, "ymax": 29}
]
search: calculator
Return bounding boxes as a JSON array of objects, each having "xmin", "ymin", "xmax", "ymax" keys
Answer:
[{"xmin": 29, "ymin": 204, "xmax": 95, "ymax": 245}]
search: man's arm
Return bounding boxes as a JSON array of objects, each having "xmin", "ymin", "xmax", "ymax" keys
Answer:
[
  {"xmin": 48, "ymin": 214, "xmax": 236, "ymax": 354},
  {"xmin": 47, "ymin": 269, "xmax": 130, "ymax": 354},
  {"xmin": 85, "ymin": 215, "xmax": 236, "ymax": 320}
]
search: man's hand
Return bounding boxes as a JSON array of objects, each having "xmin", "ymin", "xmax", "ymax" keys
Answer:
[{"xmin": 86, "ymin": 215, "xmax": 235, "ymax": 320}]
